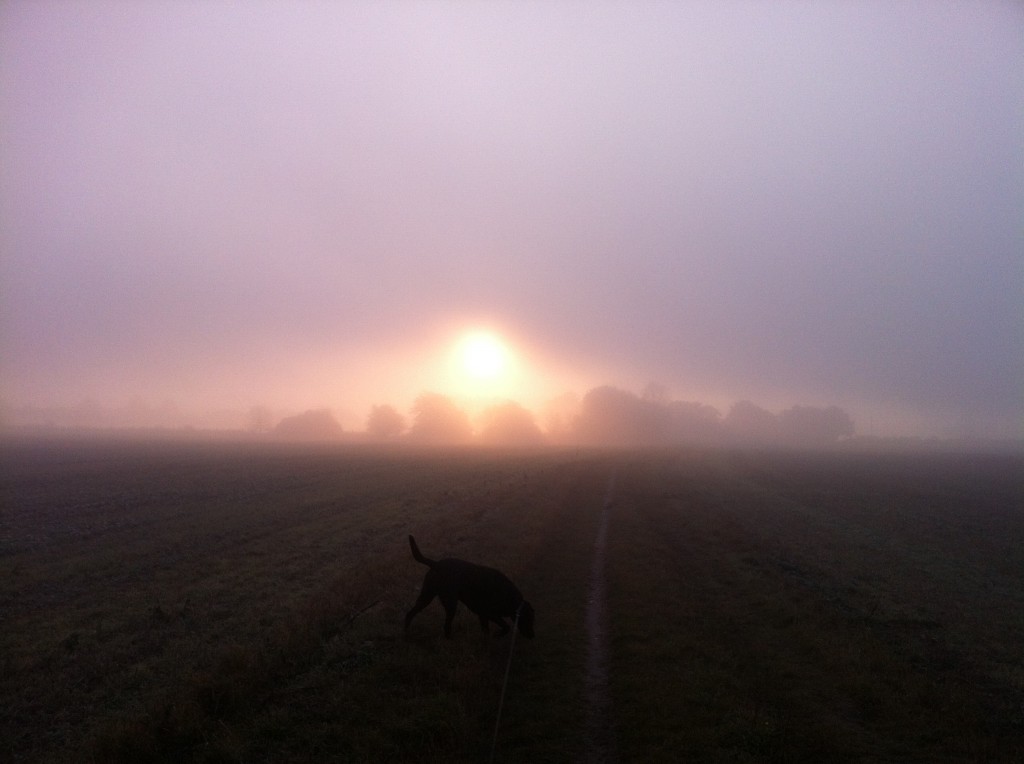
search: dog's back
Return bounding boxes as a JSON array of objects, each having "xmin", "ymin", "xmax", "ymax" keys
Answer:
[{"xmin": 432, "ymin": 557, "xmax": 523, "ymax": 615}]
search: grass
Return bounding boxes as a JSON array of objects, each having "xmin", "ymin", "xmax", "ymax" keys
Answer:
[
  {"xmin": 605, "ymin": 449, "xmax": 1024, "ymax": 762},
  {"xmin": 2, "ymin": 437, "xmax": 1022, "ymax": 761}
]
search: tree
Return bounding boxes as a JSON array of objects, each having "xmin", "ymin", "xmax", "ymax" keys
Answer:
[
  {"xmin": 478, "ymin": 401, "xmax": 545, "ymax": 446},
  {"xmin": 366, "ymin": 404, "xmax": 405, "ymax": 438},
  {"xmin": 778, "ymin": 405, "xmax": 855, "ymax": 445},
  {"xmin": 667, "ymin": 400, "xmax": 723, "ymax": 443},
  {"xmin": 408, "ymin": 393, "xmax": 472, "ymax": 444},
  {"xmin": 542, "ymin": 392, "xmax": 580, "ymax": 442},
  {"xmin": 724, "ymin": 401, "xmax": 780, "ymax": 444},
  {"xmin": 574, "ymin": 386, "xmax": 669, "ymax": 446},
  {"xmin": 273, "ymin": 409, "xmax": 343, "ymax": 440},
  {"xmin": 641, "ymin": 381, "xmax": 671, "ymax": 405}
]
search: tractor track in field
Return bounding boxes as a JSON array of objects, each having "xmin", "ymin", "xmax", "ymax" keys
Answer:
[{"xmin": 584, "ymin": 469, "xmax": 618, "ymax": 763}]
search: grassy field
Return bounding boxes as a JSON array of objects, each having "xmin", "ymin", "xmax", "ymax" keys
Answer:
[{"xmin": 1, "ymin": 436, "xmax": 1022, "ymax": 762}]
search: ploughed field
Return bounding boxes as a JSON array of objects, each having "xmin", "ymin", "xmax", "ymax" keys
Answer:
[{"xmin": 2, "ymin": 436, "xmax": 1022, "ymax": 762}]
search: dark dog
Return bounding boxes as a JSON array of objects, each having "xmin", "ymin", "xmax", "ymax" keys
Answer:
[{"xmin": 404, "ymin": 535, "xmax": 535, "ymax": 639}]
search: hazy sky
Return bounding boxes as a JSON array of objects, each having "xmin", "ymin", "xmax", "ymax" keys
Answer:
[{"xmin": 2, "ymin": 1, "xmax": 1021, "ymax": 437}]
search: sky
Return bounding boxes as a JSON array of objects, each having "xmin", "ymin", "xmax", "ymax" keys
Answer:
[{"xmin": 2, "ymin": 1, "xmax": 1022, "ymax": 438}]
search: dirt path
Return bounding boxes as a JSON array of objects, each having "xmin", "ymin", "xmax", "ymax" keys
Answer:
[{"xmin": 584, "ymin": 470, "xmax": 618, "ymax": 763}]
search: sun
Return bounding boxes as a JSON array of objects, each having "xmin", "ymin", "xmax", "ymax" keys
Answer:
[{"xmin": 458, "ymin": 331, "xmax": 509, "ymax": 380}]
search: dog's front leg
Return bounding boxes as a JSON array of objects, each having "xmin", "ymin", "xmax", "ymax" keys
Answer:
[{"xmin": 440, "ymin": 593, "xmax": 458, "ymax": 638}]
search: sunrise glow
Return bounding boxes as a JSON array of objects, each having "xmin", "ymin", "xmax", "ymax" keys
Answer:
[{"xmin": 457, "ymin": 331, "xmax": 510, "ymax": 380}]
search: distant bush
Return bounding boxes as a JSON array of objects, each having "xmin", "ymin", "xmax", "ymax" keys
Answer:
[
  {"xmin": 571, "ymin": 387, "xmax": 853, "ymax": 447},
  {"xmin": 574, "ymin": 386, "xmax": 667, "ymax": 446},
  {"xmin": 778, "ymin": 404, "xmax": 854, "ymax": 445},
  {"xmin": 366, "ymin": 404, "xmax": 406, "ymax": 438},
  {"xmin": 478, "ymin": 401, "xmax": 546, "ymax": 446},
  {"xmin": 724, "ymin": 400, "xmax": 781, "ymax": 444},
  {"xmin": 407, "ymin": 393, "xmax": 472, "ymax": 444},
  {"xmin": 273, "ymin": 409, "xmax": 343, "ymax": 440}
]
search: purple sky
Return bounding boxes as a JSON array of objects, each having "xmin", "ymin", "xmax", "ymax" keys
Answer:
[{"xmin": 2, "ymin": 1, "xmax": 1021, "ymax": 438}]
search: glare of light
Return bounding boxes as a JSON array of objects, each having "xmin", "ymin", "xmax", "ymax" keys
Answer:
[{"xmin": 458, "ymin": 331, "xmax": 509, "ymax": 379}]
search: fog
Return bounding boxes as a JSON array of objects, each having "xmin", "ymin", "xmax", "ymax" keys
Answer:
[{"xmin": 2, "ymin": 2, "xmax": 1021, "ymax": 441}]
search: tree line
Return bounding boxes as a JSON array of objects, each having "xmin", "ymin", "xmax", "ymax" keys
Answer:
[{"xmin": 270, "ymin": 385, "xmax": 854, "ymax": 447}]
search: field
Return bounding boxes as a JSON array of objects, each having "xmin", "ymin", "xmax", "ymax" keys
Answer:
[{"xmin": 2, "ymin": 436, "xmax": 1022, "ymax": 762}]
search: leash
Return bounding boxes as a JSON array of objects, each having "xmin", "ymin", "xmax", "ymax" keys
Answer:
[{"xmin": 488, "ymin": 601, "xmax": 523, "ymax": 764}]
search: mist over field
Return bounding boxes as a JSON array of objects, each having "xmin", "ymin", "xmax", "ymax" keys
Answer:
[{"xmin": 2, "ymin": 2, "xmax": 1021, "ymax": 442}]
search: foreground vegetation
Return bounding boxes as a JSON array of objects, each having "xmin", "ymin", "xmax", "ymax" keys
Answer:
[{"xmin": 2, "ymin": 436, "xmax": 1021, "ymax": 761}]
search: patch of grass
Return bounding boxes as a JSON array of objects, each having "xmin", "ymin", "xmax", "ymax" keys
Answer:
[
  {"xmin": 3, "ymin": 440, "xmax": 1022, "ymax": 761},
  {"xmin": 603, "ymin": 450, "xmax": 1024, "ymax": 762}
]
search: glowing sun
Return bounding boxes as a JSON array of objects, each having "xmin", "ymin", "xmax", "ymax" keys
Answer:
[{"xmin": 457, "ymin": 330, "xmax": 510, "ymax": 380}]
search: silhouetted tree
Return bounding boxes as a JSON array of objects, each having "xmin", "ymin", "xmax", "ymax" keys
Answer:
[
  {"xmin": 667, "ymin": 400, "xmax": 723, "ymax": 442},
  {"xmin": 642, "ymin": 381, "xmax": 671, "ymax": 405},
  {"xmin": 724, "ymin": 401, "xmax": 780, "ymax": 444},
  {"xmin": 478, "ymin": 401, "xmax": 545, "ymax": 446},
  {"xmin": 366, "ymin": 404, "xmax": 405, "ymax": 438},
  {"xmin": 408, "ymin": 393, "xmax": 472, "ymax": 443},
  {"xmin": 574, "ymin": 386, "xmax": 669, "ymax": 446},
  {"xmin": 542, "ymin": 392, "xmax": 580, "ymax": 442},
  {"xmin": 273, "ymin": 409, "xmax": 343, "ymax": 440},
  {"xmin": 778, "ymin": 405, "xmax": 854, "ymax": 445}
]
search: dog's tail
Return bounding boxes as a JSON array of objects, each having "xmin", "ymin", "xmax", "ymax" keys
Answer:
[{"xmin": 408, "ymin": 535, "xmax": 435, "ymax": 567}]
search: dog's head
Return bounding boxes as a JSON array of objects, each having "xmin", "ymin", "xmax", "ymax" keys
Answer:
[{"xmin": 517, "ymin": 601, "xmax": 535, "ymax": 638}]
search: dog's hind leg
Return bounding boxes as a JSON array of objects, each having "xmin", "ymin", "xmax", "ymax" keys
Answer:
[
  {"xmin": 404, "ymin": 587, "xmax": 436, "ymax": 632},
  {"xmin": 440, "ymin": 592, "xmax": 459, "ymax": 638}
]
